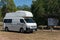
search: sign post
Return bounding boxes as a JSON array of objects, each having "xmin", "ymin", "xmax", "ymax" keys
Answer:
[{"xmin": 48, "ymin": 18, "xmax": 59, "ymax": 31}]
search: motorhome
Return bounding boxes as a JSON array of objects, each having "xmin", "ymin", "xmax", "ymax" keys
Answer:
[{"xmin": 3, "ymin": 11, "xmax": 37, "ymax": 32}]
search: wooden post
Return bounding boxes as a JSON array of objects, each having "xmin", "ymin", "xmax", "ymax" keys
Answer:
[
  {"xmin": 42, "ymin": 26, "xmax": 44, "ymax": 31},
  {"xmin": 50, "ymin": 26, "xmax": 53, "ymax": 32}
]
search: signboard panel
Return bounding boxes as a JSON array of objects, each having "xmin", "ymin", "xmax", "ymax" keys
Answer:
[{"xmin": 48, "ymin": 18, "xmax": 59, "ymax": 26}]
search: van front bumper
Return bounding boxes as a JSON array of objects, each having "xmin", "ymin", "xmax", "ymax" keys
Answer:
[{"xmin": 26, "ymin": 27, "xmax": 37, "ymax": 32}]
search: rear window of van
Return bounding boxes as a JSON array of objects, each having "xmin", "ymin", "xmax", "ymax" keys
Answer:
[{"xmin": 4, "ymin": 19, "xmax": 12, "ymax": 23}]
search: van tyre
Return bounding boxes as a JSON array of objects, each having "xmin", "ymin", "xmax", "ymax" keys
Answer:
[
  {"xmin": 5, "ymin": 27, "xmax": 9, "ymax": 31},
  {"xmin": 35, "ymin": 29, "xmax": 37, "ymax": 31},
  {"xmin": 30, "ymin": 31, "xmax": 33, "ymax": 33},
  {"xmin": 20, "ymin": 28, "xmax": 24, "ymax": 33}
]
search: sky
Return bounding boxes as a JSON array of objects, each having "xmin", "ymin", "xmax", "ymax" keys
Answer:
[{"xmin": 14, "ymin": 0, "xmax": 32, "ymax": 7}]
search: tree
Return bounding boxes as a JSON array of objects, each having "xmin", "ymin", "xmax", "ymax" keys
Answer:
[
  {"xmin": 31, "ymin": 0, "xmax": 60, "ymax": 25},
  {"xmin": 6, "ymin": 0, "xmax": 17, "ymax": 12},
  {"xmin": 31, "ymin": 0, "xmax": 46, "ymax": 25},
  {"xmin": 1, "ymin": 0, "xmax": 17, "ymax": 18},
  {"xmin": 1, "ymin": 5, "xmax": 7, "ymax": 17},
  {"xmin": 47, "ymin": 0, "xmax": 59, "ymax": 18}
]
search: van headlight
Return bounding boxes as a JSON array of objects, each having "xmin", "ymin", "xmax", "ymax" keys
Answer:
[
  {"xmin": 29, "ymin": 26, "xmax": 32, "ymax": 28},
  {"xmin": 27, "ymin": 26, "xmax": 31, "ymax": 28},
  {"xmin": 27, "ymin": 26, "xmax": 32, "ymax": 28}
]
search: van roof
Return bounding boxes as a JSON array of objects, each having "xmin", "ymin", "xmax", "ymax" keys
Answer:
[
  {"xmin": 4, "ymin": 17, "xmax": 24, "ymax": 19},
  {"xmin": 5, "ymin": 11, "xmax": 33, "ymax": 17}
]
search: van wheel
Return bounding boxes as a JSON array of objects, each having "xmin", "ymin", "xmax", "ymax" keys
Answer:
[
  {"xmin": 5, "ymin": 27, "xmax": 9, "ymax": 31},
  {"xmin": 30, "ymin": 30, "xmax": 33, "ymax": 33},
  {"xmin": 30, "ymin": 31, "xmax": 33, "ymax": 33},
  {"xmin": 20, "ymin": 28, "xmax": 24, "ymax": 33}
]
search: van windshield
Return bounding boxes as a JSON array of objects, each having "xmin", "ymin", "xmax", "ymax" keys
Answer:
[{"xmin": 25, "ymin": 18, "xmax": 35, "ymax": 23}]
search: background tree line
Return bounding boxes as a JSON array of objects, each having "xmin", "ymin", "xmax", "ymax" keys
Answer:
[
  {"xmin": 0, "ymin": 0, "xmax": 60, "ymax": 26},
  {"xmin": 31, "ymin": 0, "xmax": 60, "ymax": 25}
]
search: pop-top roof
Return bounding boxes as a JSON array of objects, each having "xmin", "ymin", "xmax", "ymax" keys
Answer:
[{"xmin": 5, "ymin": 11, "xmax": 33, "ymax": 17}]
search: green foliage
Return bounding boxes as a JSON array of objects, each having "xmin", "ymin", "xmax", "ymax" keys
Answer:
[
  {"xmin": 31, "ymin": 0, "xmax": 60, "ymax": 25},
  {"xmin": 1, "ymin": 0, "xmax": 17, "ymax": 18},
  {"xmin": 1, "ymin": 5, "xmax": 7, "ymax": 18},
  {"xmin": 31, "ymin": 0, "xmax": 46, "ymax": 25},
  {"xmin": 47, "ymin": 0, "xmax": 59, "ymax": 18},
  {"xmin": 6, "ymin": 0, "xmax": 17, "ymax": 12}
]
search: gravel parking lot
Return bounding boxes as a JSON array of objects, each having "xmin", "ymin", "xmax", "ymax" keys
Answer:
[{"xmin": 0, "ymin": 22, "xmax": 60, "ymax": 40}]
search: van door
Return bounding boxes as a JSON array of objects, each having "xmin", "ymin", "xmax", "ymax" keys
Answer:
[
  {"xmin": 11, "ymin": 19, "xmax": 19, "ymax": 31},
  {"xmin": 13, "ymin": 19, "xmax": 26, "ymax": 31},
  {"xmin": 9, "ymin": 19, "xmax": 26, "ymax": 31}
]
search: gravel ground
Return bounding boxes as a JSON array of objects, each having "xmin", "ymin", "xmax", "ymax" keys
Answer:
[
  {"xmin": 0, "ymin": 29, "xmax": 60, "ymax": 40},
  {"xmin": 0, "ymin": 22, "xmax": 60, "ymax": 40}
]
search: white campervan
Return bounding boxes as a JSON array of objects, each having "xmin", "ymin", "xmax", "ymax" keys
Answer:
[{"xmin": 3, "ymin": 11, "xmax": 37, "ymax": 32}]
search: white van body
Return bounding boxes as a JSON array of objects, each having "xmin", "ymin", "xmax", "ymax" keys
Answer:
[{"xmin": 3, "ymin": 11, "xmax": 37, "ymax": 32}]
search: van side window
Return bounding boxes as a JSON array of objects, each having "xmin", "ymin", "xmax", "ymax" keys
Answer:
[
  {"xmin": 20, "ymin": 19, "xmax": 25, "ymax": 23},
  {"xmin": 4, "ymin": 19, "xmax": 12, "ymax": 23}
]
